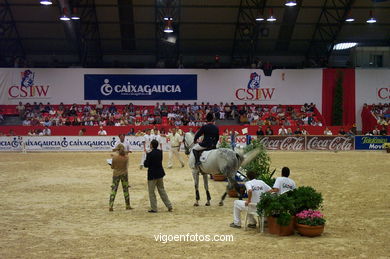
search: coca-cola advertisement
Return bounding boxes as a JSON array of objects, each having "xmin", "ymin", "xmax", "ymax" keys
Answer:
[
  {"xmin": 257, "ymin": 136, "xmax": 305, "ymax": 151},
  {"xmin": 305, "ymin": 136, "xmax": 355, "ymax": 151}
]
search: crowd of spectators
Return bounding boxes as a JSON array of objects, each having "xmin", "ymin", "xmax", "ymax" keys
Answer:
[
  {"xmin": 368, "ymin": 103, "xmax": 390, "ymax": 126},
  {"xmin": 14, "ymin": 101, "xmax": 324, "ymax": 128}
]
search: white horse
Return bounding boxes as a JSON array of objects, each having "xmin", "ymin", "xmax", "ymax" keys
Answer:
[{"xmin": 184, "ymin": 132, "xmax": 259, "ymax": 206}]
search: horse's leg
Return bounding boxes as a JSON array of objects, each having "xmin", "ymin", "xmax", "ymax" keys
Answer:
[
  {"xmin": 202, "ymin": 173, "xmax": 211, "ymax": 206},
  {"xmin": 219, "ymin": 192, "xmax": 227, "ymax": 206},
  {"xmin": 192, "ymin": 169, "xmax": 200, "ymax": 206}
]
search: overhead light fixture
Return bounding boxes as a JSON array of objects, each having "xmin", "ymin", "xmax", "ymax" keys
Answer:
[
  {"xmin": 59, "ymin": 8, "xmax": 70, "ymax": 21},
  {"xmin": 255, "ymin": 14, "xmax": 264, "ymax": 21},
  {"xmin": 285, "ymin": 0, "xmax": 297, "ymax": 7},
  {"xmin": 267, "ymin": 8, "xmax": 276, "ymax": 22},
  {"xmin": 366, "ymin": 10, "xmax": 376, "ymax": 23},
  {"xmin": 71, "ymin": 8, "xmax": 80, "ymax": 20},
  {"xmin": 164, "ymin": 20, "xmax": 173, "ymax": 33},
  {"xmin": 163, "ymin": 17, "xmax": 173, "ymax": 21},
  {"xmin": 345, "ymin": 11, "xmax": 354, "ymax": 22},
  {"xmin": 333, "ymin": 42, "xmax": 358, "ymax": 50},
  {"xmin": 40, "ymin": 0, "xmax": 52, "ymax": 5}
]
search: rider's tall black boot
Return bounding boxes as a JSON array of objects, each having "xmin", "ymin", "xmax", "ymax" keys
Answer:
[{"xmin": 193, "ymin": 150, "xmax": 201, "ymax": 167}]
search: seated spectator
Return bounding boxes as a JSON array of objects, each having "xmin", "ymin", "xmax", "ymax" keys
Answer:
[
  {"xmin": 127, "ymin": 128, "xmax": 135, "ymax": 136},
  {"xmin": 372, "ymin": 126, "xmax": 380, "ymax": 135},
  {"xmin": 294, "ymin": 127, "xmax": 302, "ymax": 135},
  {"xmin": 256, "ymin": 126, "xmax": 264, "ymax": 136},
  {"xmin": 287, "ymin": 128, "xmax": 293, "ymax": 135},
  {"xmin": 380, "ymin": 126, "xmax": 388, "ymax": 136},
  {"xmin": 265, "ymin": 126, "xmax": 273, "ymax": 135},
  {"xmin": 324, "ymin": 127, "xmax": 333, "ymax": 135},
  {"xmin": 79, "ymin": 128, "xmax": 86, "ymax": 136},
  {"xmin": 338, "ymin": 127, "xmax": 347, "ymax": 135},
  {"xmin": 22, "ymin": 118, "xmax": 31, "ymax": 126},
  {"xmin": 42, "ymin": 126, "xmax": 51, "ymax": 136},
  {"xmin": 230, "ymin": 171, "xmax": 271, "ymax": 229},
  {"xmin": 27, "ymin": 130, "xmax": 35, "ymax": 136},
  {"xmin": 270, "ymin": 167, "xmax": 296, "ymax": 195},
  {"xmin": 98, "ymin": 126, "xmax": 107, "ymax": 136},
  {"xmin": 301, "ymin": 128, "xmax": 309, "ymax": 135},
  {"xmin": 278, "ymin": 125, "xmax": 288, "ymax": 135}
]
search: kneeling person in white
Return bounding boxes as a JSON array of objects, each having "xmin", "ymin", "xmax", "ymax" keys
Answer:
[
  {"xmin": 230, "ymin": 171, "xmax": 271, "ymax": 228},
  {"xmin": 271, "ymin": 167, "xmax": 296, "ymax": 194}
]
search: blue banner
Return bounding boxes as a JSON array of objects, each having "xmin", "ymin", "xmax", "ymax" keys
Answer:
[
  {"xmin": 84, "ymin": 74, "xmax": 197, "ymax": 100},
  {"xmin": 355, "ymin": 136, "xmax": 390, "ymax": 150}
]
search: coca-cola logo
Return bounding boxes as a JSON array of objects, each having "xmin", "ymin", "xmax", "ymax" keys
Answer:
[
  {"xmin": 306, "ymin": 136, "xmax": 354, "ymax": 151},
  {"xmin": 258, "ymin": 136, "xmax": 305, "ymax": 151}
]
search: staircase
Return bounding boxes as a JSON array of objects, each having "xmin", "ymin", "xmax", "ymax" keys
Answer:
[{"xmin": 0, "ymin": 116, "xmax": 22, "ymax": 126}]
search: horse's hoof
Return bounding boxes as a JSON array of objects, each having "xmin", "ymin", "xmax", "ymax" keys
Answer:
[
  {"xmin": 205, "ymin": 202, "xmax": 210, "ymax": 206},
  {"xmin": 219, "ymin": 202, "xmax": 224, "ymax": 206},
  {"xmin": 193, "ymin": 203, "xmax": 199, "ymax": 207}
]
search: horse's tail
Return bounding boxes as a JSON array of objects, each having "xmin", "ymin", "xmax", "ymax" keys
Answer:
[{"xmin": 240, "ymin": 148, "xmax": 261, "ymax": 167}]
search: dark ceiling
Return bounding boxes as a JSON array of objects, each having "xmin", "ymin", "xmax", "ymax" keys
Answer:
[{"xmin": 0, "ymin": 0, "xmax": 389, "ymax": 68}]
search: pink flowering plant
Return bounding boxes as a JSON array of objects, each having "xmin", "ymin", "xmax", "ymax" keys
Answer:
[{"xmin": 296, "ymin": 210, "xmax": 326, "ymax": 226}]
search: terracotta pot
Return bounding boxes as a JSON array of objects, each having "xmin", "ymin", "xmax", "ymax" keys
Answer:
[
  {"xmin": 279, "ymin": 217, "xmax": 295, "ymax": 236},
  {"xmin": 267, "ymin": 216, "xmax": 279, "ymax": 235},
  {"xmin": 296, "ymin": 223, "xmax": 325, "ymax": 237},
  {"xmin": 227, "ymin": 188, "xmax": 238, "ymax": 197},
  {"xmin": 213, "ymin": 174, "xmax": 226, "ymax": 181},
  {"xmin": 267, "ymin": 216, "xmax": 295, "ymax": 236}
]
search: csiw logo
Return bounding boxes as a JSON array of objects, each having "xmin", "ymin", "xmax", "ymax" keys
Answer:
[
  {"xmin": 235, "ymin": 72, "xmax": 275, "ymax": 101},
  {"xmin": 8, "ymin": 70, "xmax": 50, "ymax": 99}
]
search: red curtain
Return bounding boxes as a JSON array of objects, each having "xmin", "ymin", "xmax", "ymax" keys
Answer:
[{"xmin": 322, "ymin": 68, "xmax": 355, "ymax": 126}]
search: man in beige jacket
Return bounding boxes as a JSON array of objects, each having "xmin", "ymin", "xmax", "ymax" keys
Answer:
[{"xmin": 167, "ymin": 127, "xmax": 184, "ymax": 169}]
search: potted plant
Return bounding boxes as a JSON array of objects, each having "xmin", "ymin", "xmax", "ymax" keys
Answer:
[
  {"xmin": 242, "ymin": 139, "xmax": 276, "ymax": 186},
  {"xmin": 257, "ymin": 192, "xmax": 295, "ymax": 236},
  {"xmin": 295, "ymin": 210, "xmax": 326, "ymax": 237},
  {"xmin": 288, "ymin": 186, "xmax": 323, "ymax": 215},
  {"xmin": 383, "ymin": 143, "xmax": 390, "ymax": 153}
]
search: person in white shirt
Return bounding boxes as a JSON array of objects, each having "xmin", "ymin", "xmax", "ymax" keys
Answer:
[
  {"xmin": 140, "ymin": 128, "xmax": 152, "ymax": 169},
  {"xmin": 167, "ymin": 127, "xmax": 184, "ymax": 169},
  {"xmin": 323, "ymin": 127, "xmax": 332, "ymax": 136},
  {"xmin": 98, "ymin": 126, "xmax": 107, "ymax": 136},
  {"xmin": 230, "ymin": 171, "xmax": 271, "ymax": 228},
  {"xmin": 42, "ymin": 126, "xmax": 51, "ymax": 136},
  {"xmin": 113, "ymin": 134, "xmax": 132, "ymax": 154},
  {"xmin": 270, "ymin": 167, "xmax": 296, "ymax": 195},
  {"xmin": 150, "ymin": 128, "xmax": 162, "ymax": 149},
  {"xmin": 278, "ymin": 125, "xmax": 288, "ymax": 135}
]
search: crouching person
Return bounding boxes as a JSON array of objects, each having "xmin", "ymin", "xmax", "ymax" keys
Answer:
[
  {"xmin": 230, "ymin": 171, "xmax": 271, "ymax": 228},
  {"xmin": 144, "ymin": 139, "xmax": 173, "ymax": 213}
]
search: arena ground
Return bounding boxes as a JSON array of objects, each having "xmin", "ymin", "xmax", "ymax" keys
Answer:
[{"xmin": 0, "ymin": 151, "xmax": 389, "ymax": 258}]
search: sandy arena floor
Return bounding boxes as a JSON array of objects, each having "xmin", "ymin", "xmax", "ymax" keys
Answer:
[{"xmin": 0, "ymin": 151, "xmax": 389, "ymax": 258}]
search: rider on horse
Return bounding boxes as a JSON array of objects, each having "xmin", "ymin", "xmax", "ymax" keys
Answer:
[{"xmin": 193, "ymin": 113, "xmax": 220, "ymax": 167}]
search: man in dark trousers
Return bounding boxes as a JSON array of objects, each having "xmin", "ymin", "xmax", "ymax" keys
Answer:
[
  {"xmin": 193, "ymin": 113, "xmax": 220, "ymax": 167},
  {"xmin": 144, "ymin": 139, "xmax": 173, "ymax": 213}
]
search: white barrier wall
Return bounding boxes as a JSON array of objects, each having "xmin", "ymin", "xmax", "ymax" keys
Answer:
[
  {"xmin": 355, "ymin": 69, "xmax": 390, "ymax": 128},
  {"xmin": 0, "ymin": 68, "xmax": 322, "ymax": 111}
]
